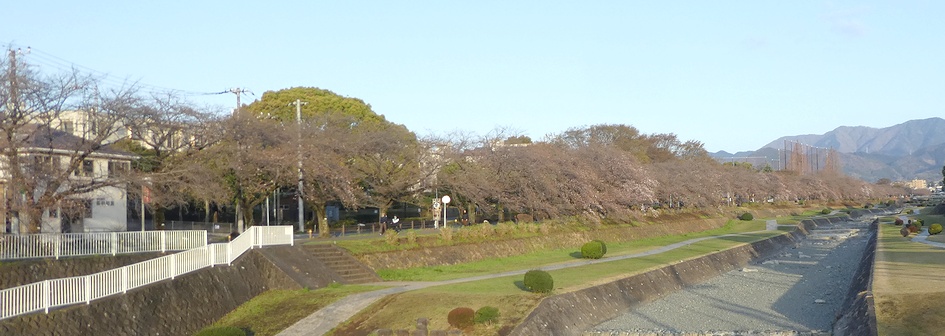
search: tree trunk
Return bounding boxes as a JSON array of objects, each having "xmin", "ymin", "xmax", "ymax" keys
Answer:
[
  {"xmin": 311, "ymin": 202, "xmax": 328, "ymax": 237},
  {"xmin": 466, "ymin": 203, "xmax": 476, "ymax": 225}
]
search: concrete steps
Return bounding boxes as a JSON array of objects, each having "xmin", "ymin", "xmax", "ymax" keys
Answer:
[{"xmin": 303, "ymin": 244, "xmax": 381, "ymax": 285}]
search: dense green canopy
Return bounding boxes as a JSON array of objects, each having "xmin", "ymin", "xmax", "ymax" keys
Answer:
[{"xmin": 244, "ymin": 87, "xmax": 384, "ymax": 124}]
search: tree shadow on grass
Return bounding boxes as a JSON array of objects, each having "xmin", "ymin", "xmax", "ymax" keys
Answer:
[{"xmin": 569, "ymin": 251, "xmax": 583, "ymax": 259}]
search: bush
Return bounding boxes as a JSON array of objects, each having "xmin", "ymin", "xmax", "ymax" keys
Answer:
[
  {"xmin": 915, "ymin": 219, "xmax": 924, "ymax": 227},
  {"xmin": 384, "ymin": 230, "xmax": 399, "ymax": 245},
  {"xmin": 581, "ymin": 241, "xmax": 605, "ymax": 259},
  {"xmin": 894, "ymin": 218, "xmax": 904, "ymax": 226},
  {"xmin": 821, "ymin": 208, "xmax": 831, "ymax": 215},
  {"xmin": 406, "ymin": 230, "xmax": 417, "ymax": 245},
  {"xmin": 930, "ymin": 223, "xmax": 944, "ymax": 235},
  {"xmin": 447, "ymin": 307, "xmax": 475, "ymax": 330},
  {"xmin": 523, "ymin": 269, "xmax": 554, "ymax": 293},
  {"xmin": 907, "ymin": 224, "xmax": 919, "ymax": 233},
  {"xmin": 739, "ymin": 213, "xmax": 753, "ymax": 221},
  {"xmin": 194, "ymin": 326, "xmax": 246, "ymax": 336},
  {"xmin": 439, "ymin": 226, "xmax": 453, "ymax": 242},
  {"xmin": 900, "ymin": 226, "xmax": 911, "ymax": 237},
  {"xmin": 474, "ymin": 306, "xmax": 500, "ymax": 324},
  {"xmin": 593, "ymin": 239, "xmax": 608, "ymax": 255}
]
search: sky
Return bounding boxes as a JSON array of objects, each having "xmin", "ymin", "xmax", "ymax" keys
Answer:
[{"xmin": 3, "ymin": 1, "xmax": 944, "ymax": 153}]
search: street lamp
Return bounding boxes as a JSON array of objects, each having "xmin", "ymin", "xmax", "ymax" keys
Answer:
[{"xmin": 441, "ymin": 195, "xmax": 451, "ymax": 228}]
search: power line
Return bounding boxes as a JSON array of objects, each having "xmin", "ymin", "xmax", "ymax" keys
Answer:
[{"xmin": 4, "ymin": 43, "xmax": 233, "ymax": 98}]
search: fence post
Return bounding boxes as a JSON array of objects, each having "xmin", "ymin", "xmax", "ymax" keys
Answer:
[
  {"xmin": 161, "ymin": 231, "xmax": 167, "ymax": 253},
  {"xmin": 85, "ymin": 275, "xmax": 92, "ymax": 304},
  {"xmin": 54, "ymin": 234, "xmax": 61, "ymax": 260},
  {"xmin": 121, "ymin": 267, "xmax": 128, "ymax": 294},
  {"xmin": 201, "ymin": 230, "xmax": 208, "ymax": 248},
  {"xmin": 209, "ymin": 245, "xmax": 215, "ymax": 267},
  {"xmin": 171, "ymin": 255, "xmax": 177, "ymax": 279},
  {"xmin": 288, "ymin": 226, "xmax": 294, "ymax": 246},
  {"xmin": 111, "ymin": 232, "xmax": 118, "ymax": 256},
  {"xmin": 42, "ymin": 280, "xmax": 50, "ymax": 314}
]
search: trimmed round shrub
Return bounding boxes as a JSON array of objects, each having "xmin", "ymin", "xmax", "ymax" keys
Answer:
[
  {"xmin": 194, "ymin": 326, "xmax": 246, "ymax": 336},
  {"xmin": 523, "ymin": 269, "xmax": 554, "ymax": 293},
  {"xmin": 474, "ymin": 306, "xmax": 500, "ymax": 324},
  {"xmin": 930, "ymin": 223, "xmax": 943, "ymax": 235},
  {"xmin": 447, "ymin": 307, "xmax": 475, "ymax": 330},
  {"xmin": 900, "ymin": 226, "xmax": 910, "ymax": 237},
  {"xmin": 907, "ymin": 224, "xmax": 919, "ymax": 234},
  {"xmin": 915, "ymin": 219, "xmax": 924, "ymax": 227},
  {"xmin": 593, "ymin": 239, "xmax": 608, "ymax": 255},
  {"xmin": 894, "ymin": 218, "xmax": 904, "ymax": 226},
  {"xmin": 581, "ymin": 240, "xmax": 605, "ymax": 259},
  {"xmin": 739, "ymin": 213, "xmax": 753, "ymax": 221},
  {"xmin": 821, "ymin": 208, "xmax": 831, "ymax": 215}
]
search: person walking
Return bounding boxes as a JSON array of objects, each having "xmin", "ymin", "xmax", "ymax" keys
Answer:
[{"xmin": 379, "ymin": 213, "xmax": 390, "ymax": 235}]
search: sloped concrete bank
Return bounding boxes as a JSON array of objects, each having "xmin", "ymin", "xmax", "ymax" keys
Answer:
[
  {"xmin": 510, "ymin": 211, "xmax": 887, "ymax": 336},
  {"xmin": 0, "ymin": 250, "xmax": 300, "ymax": 336},
  {"xmin": 831, "ymin": 220, "xmax": 879, "ymax": 336}
]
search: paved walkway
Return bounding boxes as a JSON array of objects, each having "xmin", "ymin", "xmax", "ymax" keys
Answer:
[
  {"xmin": 911, "ymin": 227, "xmax": 945, "ymax": 248},
  {"xmin": 898, "ymin": 215, "xmax": 945, "ymax": 249},
  {"xmin": 277, "ymin": 230, "xmax": 777, "ymax": 336}
]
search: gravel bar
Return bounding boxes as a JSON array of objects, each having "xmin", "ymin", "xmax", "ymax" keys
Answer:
[{"xmin": 588, "ymin": 219, "xmax": 873, "ymax": 335}]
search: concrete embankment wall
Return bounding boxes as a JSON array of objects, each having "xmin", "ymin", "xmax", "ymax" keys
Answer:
[
  {"xmin": 510, "ymin": 212, "xmax": 884, "ymax": 336},
  {"xmin": 0, "ymin": 250, "xmax": 300, "ymax": 336}
]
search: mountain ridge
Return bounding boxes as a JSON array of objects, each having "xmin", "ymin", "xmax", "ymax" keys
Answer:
[{"xmin": 712, "ymin": 117, "xmax": 945, "ymax": 183}]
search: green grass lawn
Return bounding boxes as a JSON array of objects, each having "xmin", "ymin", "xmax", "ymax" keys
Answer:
[
  {"xmin": 873, "ymin": 220, "xmax": 945, "ymax": 336},
  {"xmin": 206, "ymin": 212, "xmax": 816, "ymax": 335},
  {"xmin": 197, "ymin": 284, "xmax": 385, "ymax": 336},
  {"xmin": 334, "ymin": 231, "xmax": 785, "ymax": 335},
  {"xmin": 376, "ymin": 220, "xmax": 776, "ymax": 281}
]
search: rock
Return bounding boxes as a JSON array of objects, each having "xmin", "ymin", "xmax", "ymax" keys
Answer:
[
  {"xmin": 814, "ymin": 299, "xmax": 826, "ymax": 304},
  {"xmin": 742, "ymin": 268, "xmax": 759, "ymax": 272}
]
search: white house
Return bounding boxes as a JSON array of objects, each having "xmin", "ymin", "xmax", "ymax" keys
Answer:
[{"xmin": 1, "ymin": 124, "xmax": 137, "ymax": 233}]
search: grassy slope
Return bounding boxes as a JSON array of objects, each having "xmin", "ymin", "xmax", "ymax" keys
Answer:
[
  {"xmin": 872, "ymin": 211, "xmax": 945, "ymax": 336},
  {"xmin": 332, "ymin": 227, "xmax": 786, "ymax": 334},
  {"xmin": 201, "ymin": 205, "xmax": 876, "ymax": 335},
  {"xmin": 198, "ymin": 284, "xmax": 385, "ymax": 336}
]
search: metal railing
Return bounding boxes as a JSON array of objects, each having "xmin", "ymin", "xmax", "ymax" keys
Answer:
[
  {"xmin": 0, "ymin": 225, "xmax": 293, "ymax": 320},
  {"xmin": 0, "ymin": 231, "xmax": 208, "ymax": 261}
]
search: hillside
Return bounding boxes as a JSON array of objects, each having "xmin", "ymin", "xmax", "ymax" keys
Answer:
[{"xmin": 713, "ymin": 117, "xmax": 945, "ymax": 183}]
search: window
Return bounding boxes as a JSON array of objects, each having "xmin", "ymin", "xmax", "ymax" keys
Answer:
[
  {"xmin": 62, "ymin": 121, "xmax": 74, "ymax": 134},
  {"xmin": 78, "ymin": 159, "xmax": 94, "ymax": 177},
  {"xmin": 108, "ymin": 161, "xmax": 130, "ymax": 177}
]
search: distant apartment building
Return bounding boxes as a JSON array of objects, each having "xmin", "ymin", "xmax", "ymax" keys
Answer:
[{"xmin": 907, "ymin": 179, "xmax": 928, "ymax": 191}]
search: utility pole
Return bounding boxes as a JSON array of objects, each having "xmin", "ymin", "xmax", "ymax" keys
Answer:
[
  {"xmin": 5, "ymin": 47, "xmax": 29, "ymax": 234},
  {"xmin": 292, "ymin": 99, "xmax": 308, "ymax": 233},
  {"xmin": 228, "ymin": 87, "xmax": 251, "ymax": 232}
]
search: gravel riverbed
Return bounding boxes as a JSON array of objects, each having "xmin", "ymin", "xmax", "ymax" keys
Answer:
[{"xmin": 587, "ymin": 219, "xmax": 873, "ymax": 336}]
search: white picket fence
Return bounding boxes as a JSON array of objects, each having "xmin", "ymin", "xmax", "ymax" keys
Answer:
[
  {"xmin": 0, "ymin": 226, "xmax": 293, "ymax": 320},
  {"xmin": 0, "ymin": 230, "xmax": 208, "ymax": 261}
]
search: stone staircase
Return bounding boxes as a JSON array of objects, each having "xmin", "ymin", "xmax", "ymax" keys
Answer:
[{"xmin": 303, "ymin": 244, "xmax": 381, "ymax": 284}]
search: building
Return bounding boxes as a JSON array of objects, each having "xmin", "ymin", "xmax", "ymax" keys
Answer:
[{"xmin": 1, "ymin": 124, "xmax": 137, "ymax": 233}]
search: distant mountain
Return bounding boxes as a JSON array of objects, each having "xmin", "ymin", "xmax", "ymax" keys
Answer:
[
  {"xmin": 712, "ymin": 117, "xmax": 945, "ymax": 183},
  {"xmin": 760, "ymin": 117, "xmax": 945, "ymax": 156}
]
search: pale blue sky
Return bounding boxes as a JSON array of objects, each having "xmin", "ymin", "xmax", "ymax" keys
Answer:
[{"xmin": 4, "ymin": 1, "xmax": 943, "ymax": 152}]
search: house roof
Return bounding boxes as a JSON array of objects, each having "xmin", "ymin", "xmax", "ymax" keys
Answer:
[{"xmin": 11, "ymin": 124, "xmax": 139, "ymax": 160}]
